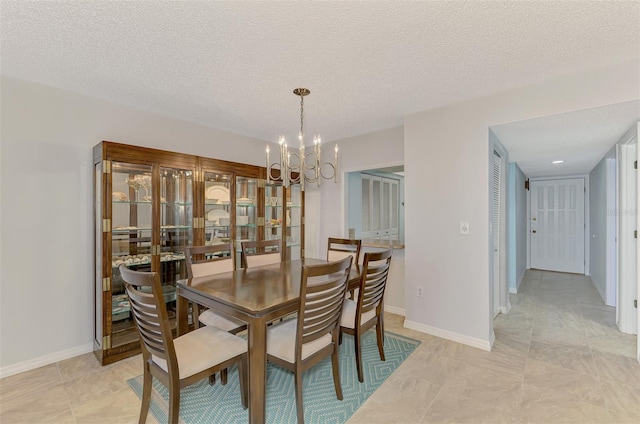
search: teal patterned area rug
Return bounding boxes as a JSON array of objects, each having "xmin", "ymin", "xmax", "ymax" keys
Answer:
[{"xmin": 127, "ymin": 331, "xmax": 420, "ymax": 424}]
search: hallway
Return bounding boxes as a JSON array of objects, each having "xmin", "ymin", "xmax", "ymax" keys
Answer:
[{"xmin": 491, "ymin": 269, "xmax": 639, "ymax": 422}]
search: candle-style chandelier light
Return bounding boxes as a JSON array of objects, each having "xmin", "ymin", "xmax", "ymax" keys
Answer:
[{"xmin": 266, "ymin": 88, "xmax": 338, "ymax": 191}]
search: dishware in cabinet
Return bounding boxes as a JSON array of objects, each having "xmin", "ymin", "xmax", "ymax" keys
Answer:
[
  {"xmin": 158, "ymin": 166, "xmax": 194, "ymax": 314},
  {"xmin": 202, "ymin": 171, "xmax": 232, "ymax": 247},
  {"xmin": 264, "ymin": 183, "xmax": 283, "ymax": 244},
  {"xmin": 285, "ymin": 184, "xmax": 304, "ymax": 260},
  {"xmin": 235, "ymin": 176, "xmax": 258, "ymax": 268},
  {"xmin": 93, "ymin": 141, "xmax": 197, "ymax": 365}
]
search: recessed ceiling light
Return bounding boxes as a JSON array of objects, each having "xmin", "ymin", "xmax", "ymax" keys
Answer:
[{"xmin": 552, "ymin": 160, "xmax": 564, "ymax": 164}]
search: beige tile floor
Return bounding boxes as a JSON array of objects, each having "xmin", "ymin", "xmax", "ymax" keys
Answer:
[{"xmin": 1, "ymin": 270, "xmax": 639, "ymax": 423}]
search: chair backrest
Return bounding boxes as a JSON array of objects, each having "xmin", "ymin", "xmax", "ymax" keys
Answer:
[
  {"xmin": 356, "ymin": 249, "xmax": 393, "ymax": 318},
  {"xmin": 327, "ymin": 238, "xmax": 362, "ymax": 265},
  {"xmin": 119, "ymin": 264, "xmax": 178, "ymax": 374},
  {"xmin": 296, "ymin": 256, "xmax": 353, "ymax": 357},
  {"xmin": 185, "ymin": 244, "xmax": 234, "ymax": 279},
  {"xmin": 241, "ymin": 239, "xmax": 281, "ymax": 268}
]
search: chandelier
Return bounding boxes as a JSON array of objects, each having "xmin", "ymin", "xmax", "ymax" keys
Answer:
[{"xmin": 266, "ymin": 88, "xmax": 338, "ymax": 191}]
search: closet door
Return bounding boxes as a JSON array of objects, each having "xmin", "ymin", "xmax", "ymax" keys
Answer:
[
  {"xmin": 361, "ymin": 175, "xmax": 373, "ymax": 238},
  {"xmin": 361, "ymin": 174, "xmax": 399, "ymax": 240}
]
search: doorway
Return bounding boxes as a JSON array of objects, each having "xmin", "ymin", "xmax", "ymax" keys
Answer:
[{"xmin": 530, "ymin": 178, "xmax": 586, "ymax": 274}]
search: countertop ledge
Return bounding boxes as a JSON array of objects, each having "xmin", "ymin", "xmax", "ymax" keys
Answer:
[{"xmin": 361, "ymin": 239, "xmax": 405, "ymax": 249}]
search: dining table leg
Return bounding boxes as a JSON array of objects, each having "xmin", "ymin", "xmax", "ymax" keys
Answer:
[
  {"xmin": 176, "ymin": 291, "xmax": 189, "ymax": 336},
  {"xmin": 247, "ymin": 316, "xmax": 267, "ymax": 424}
]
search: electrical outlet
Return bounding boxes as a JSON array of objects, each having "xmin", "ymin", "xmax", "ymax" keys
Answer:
[{"xmin": 417, "ymin": 286, "xmax": 424, "ymax": 298}]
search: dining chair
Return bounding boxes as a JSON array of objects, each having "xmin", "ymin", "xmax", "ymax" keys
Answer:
[
  {"xmin": 327, "ymin": 237, "xmax": 362, "ymax": 264},
  {"xmin": 119, "ymin": 265, "xmax": 248, "ymax": 424},
  {"xmin": 327, "ymin": 237, "xmax": 362, "ymax": 299},
  {"xmin": 266, "ymin": 256, "xmax": 353, "ymax": 424},
  {"xmin": 185, "ymin": 244, "xmax": 247, "ymax": 385},
  {"xmin": 241, "ymin": 239, "xmax": 281, "ymax": 268},
  {"xmin": 184, "ymin": 244, "xmax": 247, "ymax": 334},
  {"xmin": 339, "ymin": 248, "xmax": 393, "ymax": 383}
]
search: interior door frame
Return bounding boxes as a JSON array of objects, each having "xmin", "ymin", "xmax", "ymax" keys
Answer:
[
  {"xmin": 637, "ymin": 121, "xmax": 639, "ymax": 364},
  {"xmin": 526, "ymin": 174, "xmax": 590, "ymax": 276},
  {"xmin": 605, "ymin": 151, "xmax": 617, "ymax": 307},
  {"xmin": 617, "ymin": 130, "xmax": 637, "ymax": 336}
]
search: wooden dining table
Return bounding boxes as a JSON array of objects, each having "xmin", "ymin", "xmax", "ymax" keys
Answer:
[{"xmin": 175, "ymin": 257, "xmax": 362, "ymax": 424}]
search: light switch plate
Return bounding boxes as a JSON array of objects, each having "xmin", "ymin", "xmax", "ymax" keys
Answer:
[{"xmin": 460, "ymin": 221, "xmax": 470, "ymax": 235}]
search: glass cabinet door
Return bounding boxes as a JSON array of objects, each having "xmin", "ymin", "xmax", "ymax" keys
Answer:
[
  {"xmin": 110, "ymin": 162, "xmax": 154, "ymax": 348},
  {"xmin": 235, "ymin": 176, "xmax": 257, "ymax": 268},
  {"xmin": 286, "ymin": 184, "xmax": 303, "ymax": 260},
  {"xmin": 265, "ymin": 183, "xmax": 283, "ymax": 243},
  {"xmin": 159, "ymin": 167, "xmax": 194, "ymax": 326},
  {"xmin": 204, "ymin": 171, "xmax": 232, "ymax": 246}
]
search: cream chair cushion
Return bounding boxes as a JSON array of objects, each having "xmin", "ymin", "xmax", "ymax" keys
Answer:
[
  {"xmin": 152, "ymin": 326, "xmax": 246, "ymax": 379},
  {"xmin": 246, "ymin": 253, "xmax": 280, "ymax": 268},
  {"xmin": 198, "ymin": 309, "xmax": 245, "ymax": 331},
  {"xmin": 191, "ymin": 258, "xmax": 233, "ymax": 278},
  {"xmin": 267, "ymin": 318, "xmax": 332, "ymax": 363},
  {"xmin": 340, "ymin": 298, "xmax": 376, "ymax": 329}
]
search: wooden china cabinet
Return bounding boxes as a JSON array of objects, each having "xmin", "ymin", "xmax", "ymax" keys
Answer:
[{"xmin": 93, "ymin": 141, "xmax": 304, "ymax": 365}]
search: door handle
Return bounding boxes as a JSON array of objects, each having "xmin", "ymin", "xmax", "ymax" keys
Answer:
[{"xmin": 532, "ymin": 230, "xmax": 537, "ymax": 234}]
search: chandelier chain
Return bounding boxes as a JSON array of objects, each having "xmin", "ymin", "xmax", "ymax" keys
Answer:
[{"xmin": 300, "ymin": 94, "xmax": 304, "ymax": 138}]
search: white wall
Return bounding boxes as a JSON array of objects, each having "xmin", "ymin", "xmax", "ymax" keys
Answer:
[
  {"xmin": 403, "ymin": 61, "xmax": 639, "ymax": 350},
  {"xmin": 0, "ymin": 76, "xmax": 269, "ymax": 375},
  {"xmin": 589, "ymin": 151, "xmax": 610, "ymax": 301}
]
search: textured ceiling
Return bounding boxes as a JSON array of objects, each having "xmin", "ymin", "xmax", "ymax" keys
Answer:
[
  {"xmin": 492, "ymin": 101, "xmax": 640, "ymax": 177},
  {"xmin": 1, "ymin": 1, "xmax": 639, "ymax": 176}
]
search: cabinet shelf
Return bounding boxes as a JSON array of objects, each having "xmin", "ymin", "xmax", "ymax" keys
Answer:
[{"xmin": 113, "ymin": 201, "xmax": 193, "ymax": 206}]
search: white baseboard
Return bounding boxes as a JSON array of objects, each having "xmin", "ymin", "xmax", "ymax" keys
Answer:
[
  {"xmin": 589, "ymin": 275, "xmax": 607, "ymax": 304},
  {"xmin": 384, "ymin": 304, "xmax": 406, "ymax": 316},
  {"xmin": 516, "ymin": 269, "xmax": 526, "ymax": 291},
  {"xmin": 499, "ymin": 302, "xmax": 512, "ymax": 314},
  {"xmin": 403, "ymin": 319, "xmax": 492, "ymax": 351},
  {"xmin": 0, "ymin": 343, "xmax": 93, "ymax": 379}
]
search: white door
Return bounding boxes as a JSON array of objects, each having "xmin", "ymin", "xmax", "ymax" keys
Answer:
[
  {"xmin": 492, "ymin": 153, "xmax": 502, "ymax": 317},
  {"xmin": 530, "ymin": 179, "xmax": 585, "ymax": 273},
  {"xmin": 361, "ymin": 174, "xmax": 400, "ymax": 240}
]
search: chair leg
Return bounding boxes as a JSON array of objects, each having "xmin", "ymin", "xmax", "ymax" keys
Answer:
[
  {"xmin": 238, "ymin": 356, "xmax": 248, "ymax": 410},
  {"xmin": 138, "ymin": 364, "xmax": 152, "ymax": 424},
  {"xmin": 221, "ymin": 368, "xmax": 228, "ymax": 385},
  {"xmin": 193, "ymin": 303, "xmax": 202, "ymax": 329},
  {"xmin": 338, "ymin": 330, "xmax": 343, "ymax": 345},
  {"xmin": 376, "ymin": 319, "xmax": 386, "ymax": 362},
  {"xmin": 331, "ymin": 345, "xmax": 343, "ymax": 400},
  {"xmin": 294, "ymin": 367, "xmax": 304, "ymax": 424},
  {"xmin": 208, "ymin": 374, "xmax": 216, "ymax": 385},
  {"xmin": 355, "ymin": 330, "xmax": 364, "ymax": 383},
  {"xmin": 168, "ymin": 379, "xmax": 180, "ymax": 424}
]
